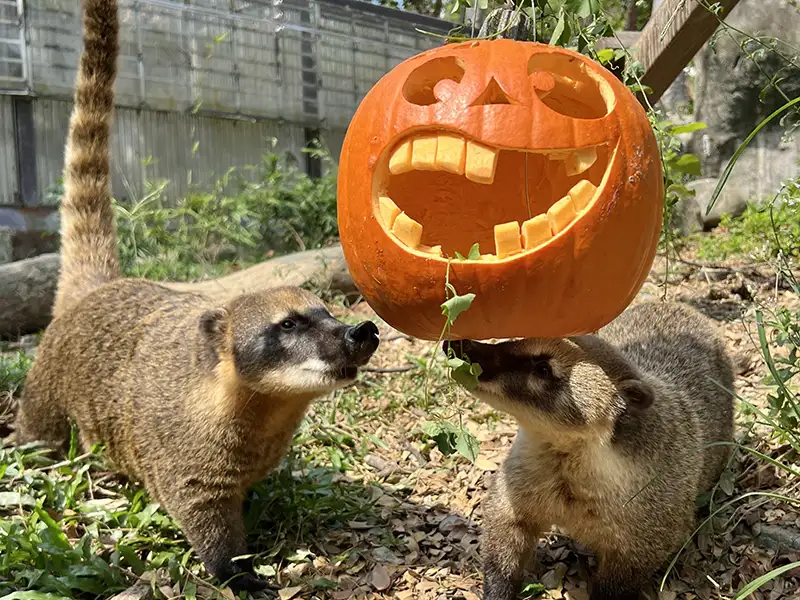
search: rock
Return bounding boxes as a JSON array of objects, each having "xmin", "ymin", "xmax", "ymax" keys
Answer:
[
  {"xmin": 688, "ymin": 0, "xmax": 800, "ymax": 197},
  {"xmin": 686, "ymin": 177, "xmax": 748, "ymax": 229},
  {"xmin": 757, "ymin": 524, "xmax": 800, "ymax": 553},
  {"xmin": 671, "ymin": 191, "xmax": 704, "ymax": 236},
  {"xmin": 0, "ymin": 227, "xmax": 12, "ymax": 264}
]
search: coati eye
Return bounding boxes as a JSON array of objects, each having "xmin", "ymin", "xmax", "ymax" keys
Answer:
[
  {"xmin": 531, "ymin": 360, "xmax": 553, "ymax": 379},
  {"xmin": 280, "ymin": 319, "xmax": 296, "ymax": 331}
]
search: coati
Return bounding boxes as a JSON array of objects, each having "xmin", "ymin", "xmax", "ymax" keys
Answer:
[
  {"xmin": 12, "ymin": 0, "xmax": 379, "ymax": 594},
  {"xmin": 445, "ymin": 300, "xmax": 735, "ymax": 600}
]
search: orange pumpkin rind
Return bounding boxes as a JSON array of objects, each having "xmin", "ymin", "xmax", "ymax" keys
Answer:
[{"xmin": 337, "ymin": 39, "xmax": 664, "ymax": 341}]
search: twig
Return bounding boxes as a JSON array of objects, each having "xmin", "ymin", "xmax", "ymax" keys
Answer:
[{"xmin": 362, "ymin": 366, "xmax": 416, "ymax": 374}]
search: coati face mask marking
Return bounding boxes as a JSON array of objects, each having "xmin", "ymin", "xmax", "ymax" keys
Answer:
[
  {"xmin": 443, "ymin": 336, "xmax": 654, "ymax": 431},
  {"xmin": 199, "ymin": 289, "xmax": 380, "ymax": 396}
]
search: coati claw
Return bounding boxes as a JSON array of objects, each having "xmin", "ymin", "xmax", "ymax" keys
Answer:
[{"xmin": 226, "ymin": 570, "xmax": 271, "ymax": 595}]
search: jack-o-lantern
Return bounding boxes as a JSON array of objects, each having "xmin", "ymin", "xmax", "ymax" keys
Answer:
[{"xmin": 337, "ymin": 39, "xmax": 663, "ymax": 341}]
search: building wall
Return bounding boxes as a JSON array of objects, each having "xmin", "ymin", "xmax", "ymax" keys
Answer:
[
  {"xmin": 0, "ymin": 0, "xmax": 452, "ymax": 261},
  {"xmin": 0, "ymin": 95, "xmax": 17, "ymax": 206}
]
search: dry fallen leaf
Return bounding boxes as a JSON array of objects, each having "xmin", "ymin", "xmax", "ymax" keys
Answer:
[
  {"xmin": 278, "ymin": 585, "xmax": 304, "ymax": 600},
  {"xmin": 371, "ymin": 564, "xmax": 392, "ymax": 591}
]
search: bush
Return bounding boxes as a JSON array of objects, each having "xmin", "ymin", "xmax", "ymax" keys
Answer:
[
  {"xmin": 116, "ymin": 143, "xmax": 340, "ymax": 281},
  {"xmin": 0, "ymin": 351, "xmax": 33, "ymax": 397},
  {"xmin": 45, "ymin": 142, "xmax": 340, "ymax": 282},
  {"xmin": 697, "ymin": 177, "xmax": 800, "ymax": 262}
]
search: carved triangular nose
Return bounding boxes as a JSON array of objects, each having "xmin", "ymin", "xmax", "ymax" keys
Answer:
[{"xmin": 470, "ymin": 77, "xmax": 516, "ymax": 106}]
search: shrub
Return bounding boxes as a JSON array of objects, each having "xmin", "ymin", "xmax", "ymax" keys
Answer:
[{"xmin": 697, "ymin": 177, "xmax": 800, "ymax": 262}]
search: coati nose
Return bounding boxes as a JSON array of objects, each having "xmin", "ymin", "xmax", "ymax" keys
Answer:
[
  {"xmin": 345, "ymin": 321, "xmax": 380, "ymax": 361},
  {"xmin": 347, "ymin": 321, "xmax": 379, "ymax": 344}
]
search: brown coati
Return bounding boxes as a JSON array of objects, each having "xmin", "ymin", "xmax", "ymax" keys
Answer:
[
  {"xmin": 11, "ymin": 0, "xmax": 379, "ymax": 594},
  {"xmin": 445, "ymin": 300, "xmax": 735, "ymax": 600}
]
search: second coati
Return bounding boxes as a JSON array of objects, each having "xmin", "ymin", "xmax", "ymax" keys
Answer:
[
  {"xmin": 446, "ymin": 300, "xmax": 735, "ymax": 600},
  {"xmin": 12, "ymin": 0, "xmax": 379, "ymax": 594}
]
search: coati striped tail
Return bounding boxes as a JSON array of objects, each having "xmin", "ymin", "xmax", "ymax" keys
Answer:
[{"xmin": 53, "ymin": 0, "xmax": 120, "ymax": 318}]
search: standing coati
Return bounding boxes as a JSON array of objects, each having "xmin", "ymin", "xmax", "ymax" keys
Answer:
[
  {"xmin": 445, "ymin": 301, "xmax": 735, "ymax": 600},
  {"xmin": 12, "ymin": 0, "xmax": 379, "ymax": 594}
]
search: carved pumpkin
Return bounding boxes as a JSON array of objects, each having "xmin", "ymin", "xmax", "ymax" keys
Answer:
[{"xmin": 337, "ymin": 39, "xmax": 663, "ymax": 341}]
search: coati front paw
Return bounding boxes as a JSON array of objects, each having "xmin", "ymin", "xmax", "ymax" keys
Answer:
[{"xmin": 225, "ymin": 566, "xmax": 270, "ymax": 596}]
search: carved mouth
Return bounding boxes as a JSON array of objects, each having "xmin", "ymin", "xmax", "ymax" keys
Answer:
[{"xmin": 373, "ymin": 130, "xmax": 617, "ymax": 261}]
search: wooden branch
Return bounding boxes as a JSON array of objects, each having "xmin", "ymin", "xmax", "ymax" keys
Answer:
[
  {"xmin": 597, "ymin": 0, "xmax": 742, "ymax": 104},
  {"xmin": 0, "ymin": 245, "xmax": 357, "ymax": 339}
]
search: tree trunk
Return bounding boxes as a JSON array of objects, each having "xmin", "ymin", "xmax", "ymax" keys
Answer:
[
  {"xmin": 0, "ymin": 245, "xmax": 356, "ymax": 339},
  {"xmin": 625, "ymin": 0, "xmax": 639, "ymax": 30}
]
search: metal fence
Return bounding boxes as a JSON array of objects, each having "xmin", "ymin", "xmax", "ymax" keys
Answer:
[{"xmin": 0, "ymin": 0, "xmax": 452, "ymax": 208}]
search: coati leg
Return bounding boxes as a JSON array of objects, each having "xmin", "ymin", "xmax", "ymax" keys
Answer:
[
  {"xmin": 12, "ymin": 378, "xmax": 71, "ymax": 454},
  {"xmin": 481, "ymin": 475, "xmax": 540, "ymax": 600},
  {"xmin": 589, "ymin": 555, "xmax": 652, "ymax": 600},
  {"xmin": 163, "ymin": 488, "xmax": 268, "ymax": 594}
]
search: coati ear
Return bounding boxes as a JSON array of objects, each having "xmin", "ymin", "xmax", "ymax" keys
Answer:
[
  {"xmin": 199, "ymin": 308, "xmax": 230, "ymax": 349},
  {"xmin": 619, "ymin": 379, "xmax": 654, "ymax": 413}
]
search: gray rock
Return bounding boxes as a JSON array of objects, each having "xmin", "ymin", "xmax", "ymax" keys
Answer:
[
  {"xmin": 671, "ymin": 191, "xmax": 704, "ymax": 236},
  {"xmin": 688, "ymin": 0, "xmax": 800, "ymax": 193},
  {"xmin": 0, "ymin": 227, "xmax": 13, "ymax": 264},
  {"xmin": 687, "ymin": 177, "xmax": 749, "ymax": 229}
]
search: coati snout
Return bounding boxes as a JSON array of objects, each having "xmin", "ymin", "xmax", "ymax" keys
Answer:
[
  {"xmin": 443, "ymin": 336, "xmax": 654, "ymax": 431},
  {"xmin": 202, "ymin": 287, "xmax": 380, "ymax": 396}
]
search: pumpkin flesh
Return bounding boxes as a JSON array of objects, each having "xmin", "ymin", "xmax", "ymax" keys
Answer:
[{"xmin": 375, "ymin": 133, "xmax": 614, "ymax": 260}]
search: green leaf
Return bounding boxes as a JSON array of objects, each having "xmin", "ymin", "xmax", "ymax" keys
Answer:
[
  {"xmin": 467, "ymin": 243, "xmax": 481, "ymax": 260},
  {"xmin": 446, "ymin": 357, "xmax": 483, "ymax": 391},
  {"xmin": 422, "ymin": 421, "xmax": 457, "ymax": 456},
  {"xmin": 0, "ymin": 593, "xmax": 73, "ymax": 600},
  {"xmin": 441, "ymin": 292, "xmax": 476, "ymax": 325},
  {"xmin": 454, "ymin": 428, "xmax": 480, "ymax": 463},
  {"xmin": 671, "ymin": 154, "xmax": 702, "ymax": 176},
  {"xmin": 595, "ymin": 48, "xmax": 615, "ymax": 64},
  {"xmin": 734, "ymin": 561, "xmax": 800, "ymax": 599},
  {"xmin": 183, "ymin": 582, "xmax": 197, "ymax": 600},
  {"xmin": 667, "ymin": 122, "xmax": 707, "ymax": 135},
  {"xmin": 548, "ymin": 9, "xmax": 566, "ymax": 46}
]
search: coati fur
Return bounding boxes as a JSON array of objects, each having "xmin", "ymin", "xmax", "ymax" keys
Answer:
[
  {"xmin": 445, "ymin": 301, "xmax": 735, "ymax": 600},
  {"xmin": 12, "ymin": 0, "xmax": 380, "ymax": 594}
]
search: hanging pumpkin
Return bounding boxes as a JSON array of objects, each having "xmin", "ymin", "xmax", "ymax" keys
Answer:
[{"xmin": 337, "ymin": 39, "xmax": 663, "ymax": 341}]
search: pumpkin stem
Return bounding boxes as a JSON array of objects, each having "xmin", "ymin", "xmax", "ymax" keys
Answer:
[{"xmin": 477, "ymin": 1, "xmax": 535, "ymax": 42}]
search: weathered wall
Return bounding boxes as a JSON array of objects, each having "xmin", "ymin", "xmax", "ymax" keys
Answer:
[{"xmin": 0, "ymin": 0, "xmax": 451, "ymax": 261}]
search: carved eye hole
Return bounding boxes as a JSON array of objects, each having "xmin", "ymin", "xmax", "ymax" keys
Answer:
[
  {"xmin": 403, "ymin": 56, "xmax": 466, "ymax": 106},
  {"xmin": 527, "ymin": 53, "xmax": 614, "ymax": 119}
]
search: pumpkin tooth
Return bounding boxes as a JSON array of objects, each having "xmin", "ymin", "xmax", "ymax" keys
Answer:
[
  {"xmin": 419, "ymin": 244, "xmax": 443, "ymax": 257},
  {"xmin": 411, "ymin": 136, "xmax": 438, "ymax": 170},
  {"xmin": 568, "ymin": 180, "xmax": 598, "ymax": 211},
  {"xmin": 564, "ymin": 147, "xmax": 598, "ymax": 176},
  {"xmin": 494, "ymin": 221, "xmax": 522, "ymax": 258},
  {"xmin": 388, "ymin": 140, "xmax": 413, "ymax": 175},
  {"xmin": 465, "ymin": 141, "xmax": 498, "ymax": 184},
  {"xmin": 391, "ymin": 212, "xmax": 423, "ymax": 249},
  {"xmin": 547, "ymin": 195, "xmax": 577, "ymax": 235},
  {"xmin": 378, "ymin": 196, "xmax": 402, "ymax": 229},
  {"xmin": 521, "ymin": 214, "xmax": 553, "ymax": 249},
  {"xmin": 435, "ymin": 135, "xmax": 467, "ymax": 175}
]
